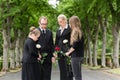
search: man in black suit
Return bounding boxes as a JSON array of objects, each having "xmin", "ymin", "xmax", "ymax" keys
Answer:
[
  {"xmin": 37, "ymin": 16, "xmax": 55, "ymax": 80},
  {"xmin": 55, "ymin": 14, "xmax": 73, "ymax": 80}
]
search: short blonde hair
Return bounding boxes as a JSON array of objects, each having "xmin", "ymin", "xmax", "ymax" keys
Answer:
[{"xmin": 57, "ymin": 14, "xmax": 67, "ymax": 23}]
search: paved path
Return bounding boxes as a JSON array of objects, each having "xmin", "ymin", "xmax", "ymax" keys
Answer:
[{"xmin": 0, "ymin": 66, "xmax": 120, "ymax": 80}]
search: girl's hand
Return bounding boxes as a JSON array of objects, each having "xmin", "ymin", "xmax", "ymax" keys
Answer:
[
  {"xmin": 37, "ymin": 54, "xmax": 42, "ymax": 60},
  {"xmin": 65, "ymin": 52, "xmax": 70, "ymax": 56}
]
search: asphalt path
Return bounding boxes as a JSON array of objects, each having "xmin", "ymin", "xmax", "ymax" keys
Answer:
[{"xmin": 0, "ymin": 65, "xmax": 120, "ymax": 80}]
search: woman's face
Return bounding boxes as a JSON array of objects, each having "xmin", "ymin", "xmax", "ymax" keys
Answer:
[{"xmin": 58, "ymin": 18, "xmax": 66, "ymax": 28}]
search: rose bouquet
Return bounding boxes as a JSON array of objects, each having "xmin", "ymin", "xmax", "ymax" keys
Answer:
[{"xmin": 54, "ymin": 39, "xmax": 71, "ymax": 65}]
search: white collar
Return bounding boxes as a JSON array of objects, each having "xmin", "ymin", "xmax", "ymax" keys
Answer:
[
  {"xmin": 40, "ymin": 27, "xmax": 46, "ymax": 31},
  {"xmin": 59, "ymin": 24, "xmax": 68, "ymax": 30}
]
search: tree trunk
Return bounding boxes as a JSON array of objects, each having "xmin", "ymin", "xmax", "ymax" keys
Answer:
[
  {"xmin": 9, "ymin": 38, "xmax": 16, "ymax": 69},
  {"xmin": 19, "ymin": 46, "xmax": 23, "ymax": 66},
  {"xmin": 84, "ymin": 46, "xmax": 88, "ymax": 64},
  {"xmin": 2, "ymin": 29, "xmax": 9, "ymax": 71},
  {"xmin": 1, "ymin": 0, "xmax": 9, "ymax": 72},
  {"xmin": 93, "ymin": 25, "xmax": 99, "ymax": 66},
  {"xmin": 86, "ymin": 17, "xmax": 92, "ymax": 66},
  {"xmin": 15, "ymin": 37, "xmax": 20, "ymax": 67},
  {"xmin": 19, "ymin": 31, "xmax": 25, "ymax": 66},
  {"xmin": 108, "ymin": 0, "xmax": 120, "ymax": 68},
  {"xmin": 98, "ymin": 16, "xmax": 107, "ymax": 67},
  {"xmin": 112, "ymin": 24, "xmax": 119, "ymax": 68},
  {"xmin": 101, "ymin": 22, "xmax": 106, "ymax": 67},
  {"xmin": 9, "ymin": 49, "xmax": 15, "ymax": 69},
  {"xmin": 87, "ymin": 29, "xmax": 93, "ymax": 66}
]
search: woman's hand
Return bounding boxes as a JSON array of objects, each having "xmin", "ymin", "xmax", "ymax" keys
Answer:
[
  {"xmin": 65, "ymin": 52, "xmax": 70, "ymax": 56},
  {"xmin": 52, "ymin": 57, "xmax": 56, "ymax": 63}
]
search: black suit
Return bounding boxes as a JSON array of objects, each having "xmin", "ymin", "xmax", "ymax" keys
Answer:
[
  {"xmin": 37, "ymin": 28, "xmax": 54, "ymax": 80},
  {"xmin": 55, "ymin": 25, "xmax": 73, "ymax": 80}
]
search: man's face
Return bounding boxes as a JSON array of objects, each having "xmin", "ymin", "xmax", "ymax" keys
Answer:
[{"xmin": 40, "ymin": 18, "xmax": 48, "ymax": 29}]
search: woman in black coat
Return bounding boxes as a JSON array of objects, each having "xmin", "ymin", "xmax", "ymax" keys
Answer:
[
  {"xmin": 55, "ymin": 14, "xmax": 73, "ymax": 80},
  {"xmin": 22, "ymin": 26, "xmax": 41, "ymax": 80}
]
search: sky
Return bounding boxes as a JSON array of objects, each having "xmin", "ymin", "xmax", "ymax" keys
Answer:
[{"xmin": 48, "ymin": 0, "xmax": 59, "ymax": 8}]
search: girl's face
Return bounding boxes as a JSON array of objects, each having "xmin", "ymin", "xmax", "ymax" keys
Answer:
[{"xmin": 33, "ymin": 34, "xmax": 40, "ymax": 41}]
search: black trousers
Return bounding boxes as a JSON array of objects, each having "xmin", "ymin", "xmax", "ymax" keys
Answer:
[
  {"xmin": 41, "ymin": 57, "xmax": 52, "ymax": 80},
  {"xmin": 58, "ymin": 55, "xmax": 73, "ymax": 80}
]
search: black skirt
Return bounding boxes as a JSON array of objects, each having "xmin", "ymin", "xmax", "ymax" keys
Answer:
[{"xmin": 22, "ymin": 62, "xmax": 41, "ymax": 80}]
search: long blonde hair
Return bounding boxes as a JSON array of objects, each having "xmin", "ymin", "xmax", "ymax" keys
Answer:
[{"xmin": 69, "ymin": 16, "xmax": 82, "ymax": 45}]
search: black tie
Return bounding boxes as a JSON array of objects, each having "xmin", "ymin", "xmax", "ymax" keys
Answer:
[
  {"xmin": 42, "ymin": 30, "xmax": 44, "ymax": 34},
  {"xmin": 42, "ymin": 30, "xmax": 46, "ymax": 38}
]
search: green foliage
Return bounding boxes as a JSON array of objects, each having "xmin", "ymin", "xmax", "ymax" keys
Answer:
[{"xmin": 0, "ymin": 0, "xmax": 59, "ymax": 43}]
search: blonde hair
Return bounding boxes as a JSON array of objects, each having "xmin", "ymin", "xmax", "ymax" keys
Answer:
[
  {"xmin": 69, "ymin": 16, "xmax": 82, "ymax": 45},
  {"xmin": 29, "ymin": 26, "xmax": 40, "ymax": 36},
  {"xmin": 57, "ymin": 14, "xmax": 67, "ymax": 23}
]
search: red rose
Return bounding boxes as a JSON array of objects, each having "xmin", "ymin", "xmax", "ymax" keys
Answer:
[{"xmin": 55, "ymin": 46, "xmax": 60, "ymax": 51}]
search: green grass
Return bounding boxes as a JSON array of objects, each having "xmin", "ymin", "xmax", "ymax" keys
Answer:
[
  {"xmin": 105, "ymin": 68, "xmax": 120, "ymax": 75},
  {"xmin": 83, "ymin": 64, "xmax": 101, "ymax": 70},
  {"xmin": 83, "ymin": 64, "xmax": 120, "ymax": 75}
]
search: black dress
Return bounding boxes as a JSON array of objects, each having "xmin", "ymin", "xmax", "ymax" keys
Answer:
[{"xmin": 22, "ymin": 37, "xmax": 41, "ymax": 80}]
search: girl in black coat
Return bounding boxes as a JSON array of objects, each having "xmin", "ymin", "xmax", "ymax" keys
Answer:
[
  {"xmin": 22, "ymin": 26, "xmax": 41, "ymax": 80},
  {"xmin": 66, "ymin": 16, "xmax": 84, "ymax": 80}
]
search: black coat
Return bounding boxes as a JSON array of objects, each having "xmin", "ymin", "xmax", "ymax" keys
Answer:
[
  {"xmin": 22, "ymin": 38, "xmax": 39, "ymax": 63},
  {"xmin": 55, "ymin": 26, "xmax": 71, "ymax": 53},
  {"xmin": 37, "ymin": 28, "xmax": 54, "ymax": 57}
]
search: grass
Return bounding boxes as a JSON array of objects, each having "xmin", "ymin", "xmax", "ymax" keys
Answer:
[
  {"xmin": 9, "ymin": 68, "xmax": 21, "ymax": 73},
  {"xmin": 105, "ymin": 68, "xmax": 120, "ymax": 75},
  {"xmin": 83, "ymin": 64, "xmax": 102, "ymax": 70},
  {"xmin": 83, "ymin": 64, "xmax": 120, "ymax": 75}
]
